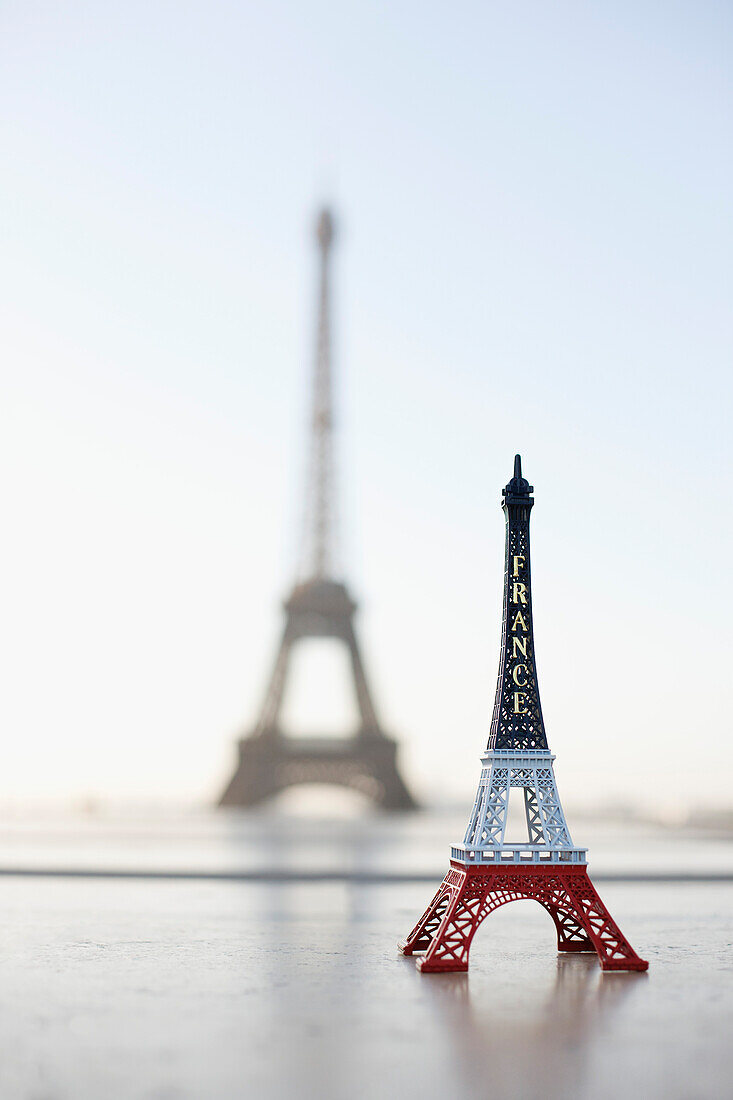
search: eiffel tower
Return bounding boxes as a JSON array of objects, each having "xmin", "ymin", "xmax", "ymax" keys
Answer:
[
  {"xmin": 219, "ymin": 209, "xmax": 416, "ymax": 810},
  {"xmin": 399, "ymin": 456, "xmax": 648, "ymax": 971}
]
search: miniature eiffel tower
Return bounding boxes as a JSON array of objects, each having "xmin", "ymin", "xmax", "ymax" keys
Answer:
[
  {"xmin": 219, "ymin": 209, "xmax": 416, "ymax": 810},
  {"xmin": 399, "ymin": 456, "xmax": 647, "ymax": 971}
]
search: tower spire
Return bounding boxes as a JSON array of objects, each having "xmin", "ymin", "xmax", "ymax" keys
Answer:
[
  {"xmin": 489, "ymin": 452, "xmax": 546, "ymax": 751},
  {"xmin": 302, "ymin": 207, "xmax": 337, "ymax": 580}
]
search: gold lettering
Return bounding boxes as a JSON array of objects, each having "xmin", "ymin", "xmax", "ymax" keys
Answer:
[
  {"xmin": 512, "ymin": 555, "xmax": 525, "ymax": 577},
  {"xmin": 511, "ymin": 636, "xmax": 528, "ymax": 658},
  {"xmin": 512, "ymin": 582, "xmax": 527, "ymax": 604},
  {"xmin": 512, "ymin": 664, "xmax": 528, "ymax": 687},
  {"xmin": 513, "ymin": 692, "xmax": 527, "ymax": 714},
  {"xmin": 510, "ymin": 610, "xmax": 528, "ymax": 632}
]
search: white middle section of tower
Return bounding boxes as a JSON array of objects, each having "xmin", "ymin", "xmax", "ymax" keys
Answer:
[{"xmin": 451, "ymin": 750, "xmax": 586, "ymax": 865}]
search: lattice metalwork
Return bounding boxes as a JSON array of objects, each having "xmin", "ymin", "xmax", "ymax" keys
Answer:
[
  {"xmin": 523, "ymin": 786, "xmax": 544, "ymax": 845},
  {"xmin": 400, "ymin": 865, "xmax": 647, "ymax": 973},
  {"xmin": 461, "ymin": 751, "xmax": 574, "ymax": 856}
]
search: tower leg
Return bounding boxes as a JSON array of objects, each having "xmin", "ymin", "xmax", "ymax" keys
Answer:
[
  {"xmin": 398, "ymin": 885, "xmax": 451, "ymax": 956},
  {"xmin": 402, "ymin": 868, "xmax": 488, "ymax": 973},
  {"xmin": 560, "ymin": 872, "xmax": 649, "ymax": 972},
  {"xmin": 361, "ymin": 735, "xmax": 417, "ymax": 810},
  {"xmin": 416, "ymin": 886, "xmax": 483, "ymax": 973},
  {"xmin": 377, "ymin": 760, "xmax": 418, "ymax": 810},
  {"xmin": 544, "ymin": 905, "xmax": 595, "ymax": 953},
  {"xmin": 398, "ymin": 865, "xmax": 648, "ymax": 974}
]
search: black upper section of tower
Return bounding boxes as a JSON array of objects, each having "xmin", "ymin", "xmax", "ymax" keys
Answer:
[{"xmin": 487, "ymin": 455, "xmax": 549, "ymax": 752}]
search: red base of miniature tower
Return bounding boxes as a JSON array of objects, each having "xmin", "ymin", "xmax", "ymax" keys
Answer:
[{"xmin": 399, "ymin": 862, "xmax": 648, "ymax": 973}]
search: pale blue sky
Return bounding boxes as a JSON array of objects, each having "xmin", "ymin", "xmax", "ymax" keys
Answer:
[{"xmin": 1, "ymin": 1, "xmax": 731, "ymax": 812}]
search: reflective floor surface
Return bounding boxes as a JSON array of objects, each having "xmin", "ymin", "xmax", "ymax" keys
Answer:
[{"xmin": 1, "ymin": 873, "xmax": 731, "ymax": 1099}]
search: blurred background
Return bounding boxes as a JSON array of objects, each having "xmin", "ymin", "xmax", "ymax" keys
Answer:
[{"xmin": 1, "ymin": 0, "xmax": 732, "ymax": 844}]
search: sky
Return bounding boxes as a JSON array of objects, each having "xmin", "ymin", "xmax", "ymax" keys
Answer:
[{"xmin": 1, "ymin": 0, "xmax": 731, "ymax": 815}]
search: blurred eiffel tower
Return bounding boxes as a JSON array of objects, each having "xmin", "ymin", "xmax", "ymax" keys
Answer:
[{"xmin": 219, "ymin": 209, "xmax": 416, "ymax": 809}]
